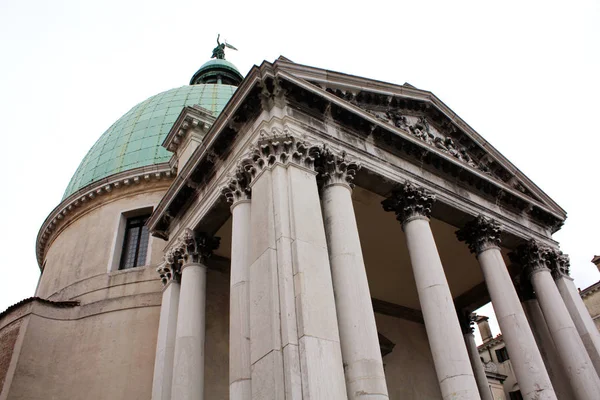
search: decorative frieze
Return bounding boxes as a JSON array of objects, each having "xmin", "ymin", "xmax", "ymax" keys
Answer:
[
  {"xmin": 456, "ymin": 215, "xmax": 502, "ymax": 255},
  {"xmin": 381, "ymin": 182, "xmax": 435, "ymax": 224},
  {"xmin": 314, "ymin": 146, "xmax": 360, "ymax": 189},
  {"xmin": 509, "ymin": 240, "xmax": 551, "ymax": 277}
]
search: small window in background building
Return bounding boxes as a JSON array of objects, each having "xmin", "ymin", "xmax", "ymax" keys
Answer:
[
  {"xmin": 119, "ymin": 214, "xmax": 151, "ymax": 270},
  {"xmin": 496, "ymin": 346, "xmax": 510, "ymax": 363},
  {"xmin": 509, "ymin": 390, "xmax": 523, "ymax": 400}
]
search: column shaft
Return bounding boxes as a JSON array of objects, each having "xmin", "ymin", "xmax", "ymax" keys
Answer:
[
  {"xmin": 152, "ymin": 281, "xmax": 180, "ymax": 400},
  {"xmin": 531, "ymin": 269, "xmax": 600, "ymax": 400},
  {"xmin": 230, "ymin": 201, "xmax": 252, "ymax": 400},
  {"xmin": 522, "ymin": 298, "xmax": 575, "ymax": 400},
  {"xmin": 322, "ymin": 183, "xmax": 388, "ymax": 399},
  {"xmin": 554, "ymin": 275, "xmax": 600, "ymax": 375},
  {"xmin": 403, "ymin": 217, "xmax": 480, "ymax": 400},
  {"xmin": 464, "ymin": 331, "xmax": 493, "ymax": 400},
  {"xmin": 171, "ymin": 263, "xmax": 207, "ymax": 400},
  {"xmin": 477, "ymin": 248, "xmax": 557, "ymax": 400}
]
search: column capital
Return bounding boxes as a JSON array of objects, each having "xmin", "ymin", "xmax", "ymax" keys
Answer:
[
  {"xmin": 456, "ymin": 215, "xmax": 502, "ymax": 255},
  {"xmin": 314, "ymin": 146, "xmax": 361, "ymax": 190},
  {"xmin": 179, "ymin": 228, "xmax": 220, "ymax": 266},
  {"xmin": 381, "ymin": 182, "xmax": 435, "ymax": 225},
  {"xmin": 509, "ymin": 240, "xmax": 551, "ymax": 278},
  {"xmin": 458, "ymin": 310, "xmax": 476, "ymax": 335},
  {"xmin": 243, "ymin": 134, "xmax": 321, "ymax": 182},
  {"xmin": 547, "ymin": 250, "xmax": 571, "ymax": 280},
  {"xmin": 222, "ymin": 165, "xmax": 252, "ymax": 207},
  {"xmin": 157, "ymin": 246, "xmax": 184, "ymax": 286}
]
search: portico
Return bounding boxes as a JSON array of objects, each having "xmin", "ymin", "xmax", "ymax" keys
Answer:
[{"xmin": 146, "ymin": 58, "xmax": 588, "ymax": 400}]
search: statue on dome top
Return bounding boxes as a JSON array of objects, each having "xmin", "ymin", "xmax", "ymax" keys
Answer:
[{"xmin": 212, "ymin": 34, "xmax": 238, "ymax": 60}]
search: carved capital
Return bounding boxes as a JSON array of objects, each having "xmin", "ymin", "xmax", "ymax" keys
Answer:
[
  {"xmin": 547, "ymin": 250, "xmax": 571, "ymax": 279},
  {"xmin": 509, "ymin": 240, "xmax": 551, "ymax": 277},
  {"xmin": 315, "ymin": 147, "xmax": 361, "ymax": 189},
  {"xmin": 245, "ymin": 134, "xmax": 321, "ymax": 180},
  {"xmin": 381, "ymin": 182, "xmax": 435, "ymax": 224},
  {"xmin": 458, "ymin": 311, "xmax": 476, "ymax": 335},
  {"xmin": 222, "ymin": 165, "xmax": 252, "ymax": 205},
  {"xmin": 179, "ymin": 228, "xmax": 220, "ymax": 265},
  {"xmin": 157, "ymin": 246, "xmax": 185, "ymax": 286},
  {"xmin": 456, "ymin": 215, "xmax": 502, "ymax": 255}
]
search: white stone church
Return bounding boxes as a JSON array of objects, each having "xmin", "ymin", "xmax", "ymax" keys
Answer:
[{"xmin": 1, "ymin": 46, "xmax": 600, "ymax": 400}]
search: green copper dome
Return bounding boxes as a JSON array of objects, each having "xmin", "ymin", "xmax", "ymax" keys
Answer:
[{"xmin": 63, "ymin": 83, "xmax": 237, "ymax": 199}]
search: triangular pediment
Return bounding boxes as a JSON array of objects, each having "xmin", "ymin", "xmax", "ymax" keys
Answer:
[
  {"xmin": 271, "ymin": 59, "xmax": 565, "ymax": 227},
  {"xmin": 149, "ymin": 57, "xmax": 565, "ymax": 238}
]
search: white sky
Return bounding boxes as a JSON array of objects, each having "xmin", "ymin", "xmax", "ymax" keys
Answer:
[{"xmin": 1, "ymin": 0, "xmax": 598, "ymax": 343}]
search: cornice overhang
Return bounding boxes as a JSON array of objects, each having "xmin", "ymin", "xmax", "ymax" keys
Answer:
[
  {"xmin": 275, "ymin": 59, "xmax": 566, "ymax": 221},
  {"xmin": 580, "ymin": 280, "xmax": 600, "ymax": 298},
  {"xmin": 147, "ymin": 62, "xmax": 268, "ymax": 238},
  {"xmin": 36, "ymin": 163, "xmax": 174, "ymax": 269},
  {"xmin": 148, "ymin": 58, "xmax": 566, "ymax": 240},
  {"xmin": 162, "ymin": 105, "xmax": 216, "ymax": 153}
]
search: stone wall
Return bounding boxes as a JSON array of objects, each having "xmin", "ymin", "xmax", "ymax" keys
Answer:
[
  {"xmin": 582, "ymin": 284, "xmax": 600, "ymax": 331},
  {"xmin": 37, "ymin": 185, "xmax": 168, "ymax": 300},
  {"xmin": 0, "ymin": 319, "xmax": 21, "ymax": 394},
  {"xmin": 375, "ymin": 313, "xmax": 442, "ymax": 399}
]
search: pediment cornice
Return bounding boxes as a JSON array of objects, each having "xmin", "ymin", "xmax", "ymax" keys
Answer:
[{"xmin": 147, "ymin": 58, "xmax": 565, "ymax": 239}]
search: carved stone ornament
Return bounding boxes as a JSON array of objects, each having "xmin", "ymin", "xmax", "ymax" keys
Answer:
[
  {"xmin": 381, "ymin": 182, "xmax": 436, "ymax": 224},
  {"xmin": 314, "ymin": 146, "xmax": 361, "ymax": 189},
  {"xmin": 456, "ymin": 215, "xmax": 502, "ymax": 255},
  {"xmin": 222, "ymin": 165, "xmax": 252, "ymax": 205},
  {"xmin": 179, "ymin": 228, "xmax": 220, "ymax": 265},
  {"xmin": 157, "ymin": 246, "xmax": 185, "ymax": 286},
  {"xmin": 547, "ymin": 250, "xmax": 571, "ymax": 279},
  {"xmin": 509, "ymin": 240, "xmax": 551, "ymax": 277},
  {"xmin": 458, "ymin": 311, "xmax": 476, "ymax": 335},
  {"xmin": 244, "ymin": 132, "xmax": 321, "ymax": 180}
]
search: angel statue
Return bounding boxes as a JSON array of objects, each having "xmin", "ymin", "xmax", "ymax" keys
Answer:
[{"xmin": 211, "ymin": 34, "xmax": 238, "ymax": 60}]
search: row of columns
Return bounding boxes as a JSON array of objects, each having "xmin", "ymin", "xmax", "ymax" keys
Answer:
[
  {"xmin": 151, "ymin": 229, "xmax": 220, "ymax": 400},
  {"xmin": 150, "ymin": 133, "xmax": 600, "ymax": 400}
]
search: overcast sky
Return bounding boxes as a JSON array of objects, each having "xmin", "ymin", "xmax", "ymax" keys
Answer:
[{"xmin": 1, "ymin": 0, "xmax": 598, "ymax": 342}]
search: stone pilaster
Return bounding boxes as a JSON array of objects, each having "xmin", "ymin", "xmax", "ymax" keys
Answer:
[
  {"xmin": 245, "ymin": 134, "xmax": 347, "ymax": 399},
  {"xmin": 457, "ymin": 217, "xmax": 557, "ymax": 400},
  {"xmin": 547, "ymin": 250, "xmax": 600, "ymax": 376},
  {"xmin": 222, "ymin": 168, "xmax": 253, "ymax": 400},
  {"xmin": 171, "ymin": 229, "xmax": 219, "ymax": 400},
  {"xmin": 317, "ymin": 148, "xmax": 388, "ymax": 399},
  {"xmin": 511, "ymin": 241, "xmax": 600, "ymax": 400},
  {"xmin": 382, "ymin": 182, "xmax": 480, "ymax": 400}
]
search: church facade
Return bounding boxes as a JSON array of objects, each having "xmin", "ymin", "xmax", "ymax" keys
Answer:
[{"xmin": 1, "ymin": 52, "xmax": 600, "ymax": 400}]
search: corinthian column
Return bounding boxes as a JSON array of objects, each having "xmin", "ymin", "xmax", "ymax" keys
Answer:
[
  {"xmin": 548, "ymin": 251, "xmax": 600, "ymax": 376},
  {"xmin": 511, "ymin": 241, "xmax": 600, "ymax": 400},
  {"xmin": 382, "ymin": 182, "xmax": 480, "ymax": 400},
  {"xmin": 171, "ymin": 229, "xmax": 220, "ymax": 400},
  {"xmin": 223, "ymin": 168, "xmax": 252, "ymax": 400},
  {"xmin": 456, "ymin": 216, "xmax": 556, "ymax": 400},
  {"xmin": 152, "ymin": 254, "xmax": 181, "ymax": 400},
  {"xmin": 317, "ymin": 149, "xmax": 388, "ymax": 399}
]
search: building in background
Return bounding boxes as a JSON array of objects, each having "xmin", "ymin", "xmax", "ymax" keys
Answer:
[
  {"xmin": 581, "ymin": 257, "xmax": 600, "ymax": 331},
  {"xmin": 2, "ymin": 44, "xmax": 600, "ymax": 399}
]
